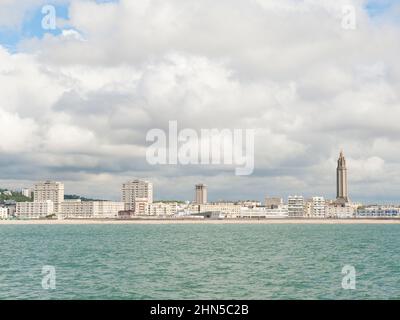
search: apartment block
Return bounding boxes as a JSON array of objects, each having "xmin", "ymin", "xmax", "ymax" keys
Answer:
[
  {"xmin": 122, "ymin": 180, "xmax": 153, "ymax": 211},
  {"xmin": 33, "ymin": 181, "xmax": 64, "ymax": 213},
  {"xmin": 16, "ymin": 201, "xmax": 54, "ymax": 219}
]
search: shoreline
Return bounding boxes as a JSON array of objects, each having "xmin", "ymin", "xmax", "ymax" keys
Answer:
[{"xmin": 1, "ymin": 218, "xmax": 400, "ymax": 225}]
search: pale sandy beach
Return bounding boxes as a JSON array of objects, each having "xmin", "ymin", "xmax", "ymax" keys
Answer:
[{"xmin": 0, "ymin": 218, "xmax": 400, "ymax": 225}]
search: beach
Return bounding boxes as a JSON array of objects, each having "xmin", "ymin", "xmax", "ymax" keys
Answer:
[{"xmin": 1, "ymin": 218, "xmax": 400, "ymax": 225}]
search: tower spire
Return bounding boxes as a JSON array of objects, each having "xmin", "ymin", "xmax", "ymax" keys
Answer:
[{"xmin": 336, "ymin": 150, "xmax": 349, "ymax": 204}]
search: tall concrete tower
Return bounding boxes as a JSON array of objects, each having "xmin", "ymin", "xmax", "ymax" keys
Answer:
[
  {"xmin": 195, "ymin": 184, "xmax": 207, "ymax": 204},
  {"xmin": 336, "ymin": 151, "xmax": 349, "ymax": 204}
]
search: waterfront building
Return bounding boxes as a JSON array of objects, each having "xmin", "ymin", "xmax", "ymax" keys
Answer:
[
  {"xmin": 240, "ymin": 205, "xmax": 289, "ymax": 219},
  {"xmin": 288, "ymin": 195, "xmax": 305, "ymax": 217},
  {"xmin": 3, "ymin": 201, "xmax": 16, "ymax": 218},
  {"xmin": 265, "ymin": 197, "xmax": 283, "ymax": 208},
  {"xmin": 189, "ymin": 202, "xmax": 241, "ymax": 218},
  {"xmin": 134, "ymin": 198, "xmax": 150, "ymax": 215},
  {"xmin": 16, "ymin": 200, "xmax": 54, "ymax": 219},
  {"xmin": 148, "ymin": 202, "xmax": 178, "ymax": 216},
  {"xmin": 326, "ymin": 203, "xmax": 355, "ymax": 218},
  {"xmin": 312, "ymin": 196, "xmax": 326, "ymax": 217},
  {"xmin": 122, "ymin": 179, "xmax": 153, "ymax": 211},
  {"xmin": 33, "ymin": 181, "xmax": 64, "ymax": 213},
  {"xmin": 336, "ymin": 151, "xmax": 349, "ymax": 204},
  {"xmin": 0, "ymin": 207, "xmax": 8, "ymax": 219},
  {"xmin": 60, "ymin": 200, "xmax": 124, "ymax": 219},
  {"xmin": 357, "ymin": 206, "xmax": 400, "ymax": 218},
  {"xmin": 195, "ymin": 184, "xmax": 208, "ymax": 204}
]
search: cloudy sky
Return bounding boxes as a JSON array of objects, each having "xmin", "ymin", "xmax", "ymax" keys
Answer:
[{"xmin": 0, "ymin": 0, "xmax": 399, "ymax": 203}]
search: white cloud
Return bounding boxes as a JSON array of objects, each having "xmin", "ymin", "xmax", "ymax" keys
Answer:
[{"xmin": 1, "ymin": 0, "xmax": 400, "ymax": 202}]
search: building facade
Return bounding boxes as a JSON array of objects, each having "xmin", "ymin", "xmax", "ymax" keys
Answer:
[
  {"xmin": 240, "ymin": 205, "xmax": 289, "ymax": 218},
  {"xmin": 0, "ymin": 207, "xmax": 8, "ymax": 219},
  {"xmin": 326, "ymin": 204, "xmax": 355, "ymax": 218},
  {"xmin": 60, "ymin": 200, "xmax": 124, "ymax": 219},
  {"xmin": 312, "ymin": 196, "xmax": 326, "ymax": 217},
  {"xmin": 16, "ymin": 201, "xmax": 54, "ymax": 219},
  {"xmin": 33, "ymin": 181, "xmax": 64, "ymax": 213},
  {"xmin": 148, "ymin": 202, "xmax": 178, "ymax": 216},
  {"xmin": 122, "ymin": 180, "xmax": 153, "ymax": 211},
  {"xmin": 288, "ymin": 195, "xmax": 305, "ymax": 217},
  {"xmin": 357, "ymin": 206, "xmax": 400, "ymax": 218}
]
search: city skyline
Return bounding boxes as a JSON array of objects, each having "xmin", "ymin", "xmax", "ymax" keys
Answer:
[
  {"xmin": 0, "ymin": 150, "xmax": 396, "ymax": 205},
  {"xmin": 1, "ymin": 1, "xmax": 400, "ymax": 203},
  {"xmin": 1, "ymin": 150, "xmax": 398, "ymax": 206}
]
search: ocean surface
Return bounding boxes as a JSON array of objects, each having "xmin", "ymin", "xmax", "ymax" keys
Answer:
[{"xmin": 0, "ymin": 224, "xmax": 399, "ymax": 300}]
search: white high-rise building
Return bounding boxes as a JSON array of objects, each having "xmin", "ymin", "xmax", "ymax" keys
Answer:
[
  {"xmin": 33, "ymin": 181, "xmax": 64, "ymax": 213},
  {"xmin": 122, "ymin": 179, "xmax": 153, "ymax": 211},
  {"xmin": 195, "ymin": 184, "xmax": 207, "ymax": 204},
  {"xmin": 288, "ymin": 195, "xmax": 305, "ymax": 217}
]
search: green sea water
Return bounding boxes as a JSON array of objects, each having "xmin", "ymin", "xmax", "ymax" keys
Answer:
[{"xmin": 0, "ymin": 224, "xmax": 399, "ymax": 300}]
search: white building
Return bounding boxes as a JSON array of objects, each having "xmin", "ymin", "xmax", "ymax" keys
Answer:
[
  {"xmin": 122, "ymin": 179, "xmax": 153, "ymax": 211},
  {"xmin": 327, "ymin": 204, "xmax": 355, "ymax": 218},
  {"xmin": 33, "ymin": 181, "xmax": 64, "ymax": 213},
  {"xmin": 240, "ymin": 205, "xmax": 289, "ymax": 218},
  {"xmin": 133, "ymin": 198, "xmax": 150, "ymax": 215},
  {"xmin": 60, "ymin": 200, "xmax": 124, "ymax": 219},
  {"xmin": 357, "ymin": 206, "xmax": 400, "ymax": 218},
  {"xmin": 197, "ymin": 202, "xmax": 242, "ymax": 218},
  {"xmin": 0, "ymin": 207, "xmax": 8, "ymax": 219},
  {"xmin": 148, "ymin": 202, "xmax": 178, "ymax": 216},
  {"xmin": 312, "ymin": 196, "xmax": 326, "ymax": 217},
  {"xmin": 21, "ymin": 188, "xmax": 32, "ymax": 198},
  {"xmin": 16, "ymin": 201, "xmax": 54, "ymax": 219},
  {"xmin": 288, "ymin": 195, "xmax": 305, "ymax": 217},
  {"xmin": 195, "ymin": 184, "xmax": 208, "ymax": 204}
]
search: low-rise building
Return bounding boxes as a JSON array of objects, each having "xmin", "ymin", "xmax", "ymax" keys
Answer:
[
  {"xmin": 0, "ymin": 207, "xmax": 8, "ymax": 219},
  {"xmin": 198, "ymin": 202, "xmax": 242, "ymax": 218},
  {"xmin": 265, "ymin": 197, "xmax": 283, "ymax": 208},
  {"xmin": 148, "ymin": 202, "xmax": 178, "ymax": 216},
  {"xmin": 240, "ymin": 205, "xmax": 288, "ymax": 218},
  {"xmin": 134, "ymin": 198, "xmax": 150, "ymax": 215},
  {"xmin": 16, "ymin": 201, "xmax": 54, "ymax": 219},
  {"xmin": 235, "ymin": 200, "xmax": 262, "ymax": 208},
  {"xmin": 60, "ymin": 200, "xmax": 124, "ymax": 219},
  {"xmin": 357, "ymin": 206, "xmax": 400, "ymax": 218},
  {"xmin": 326, "ymin": 203, "xmax": 355, "ymax": 218}
]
